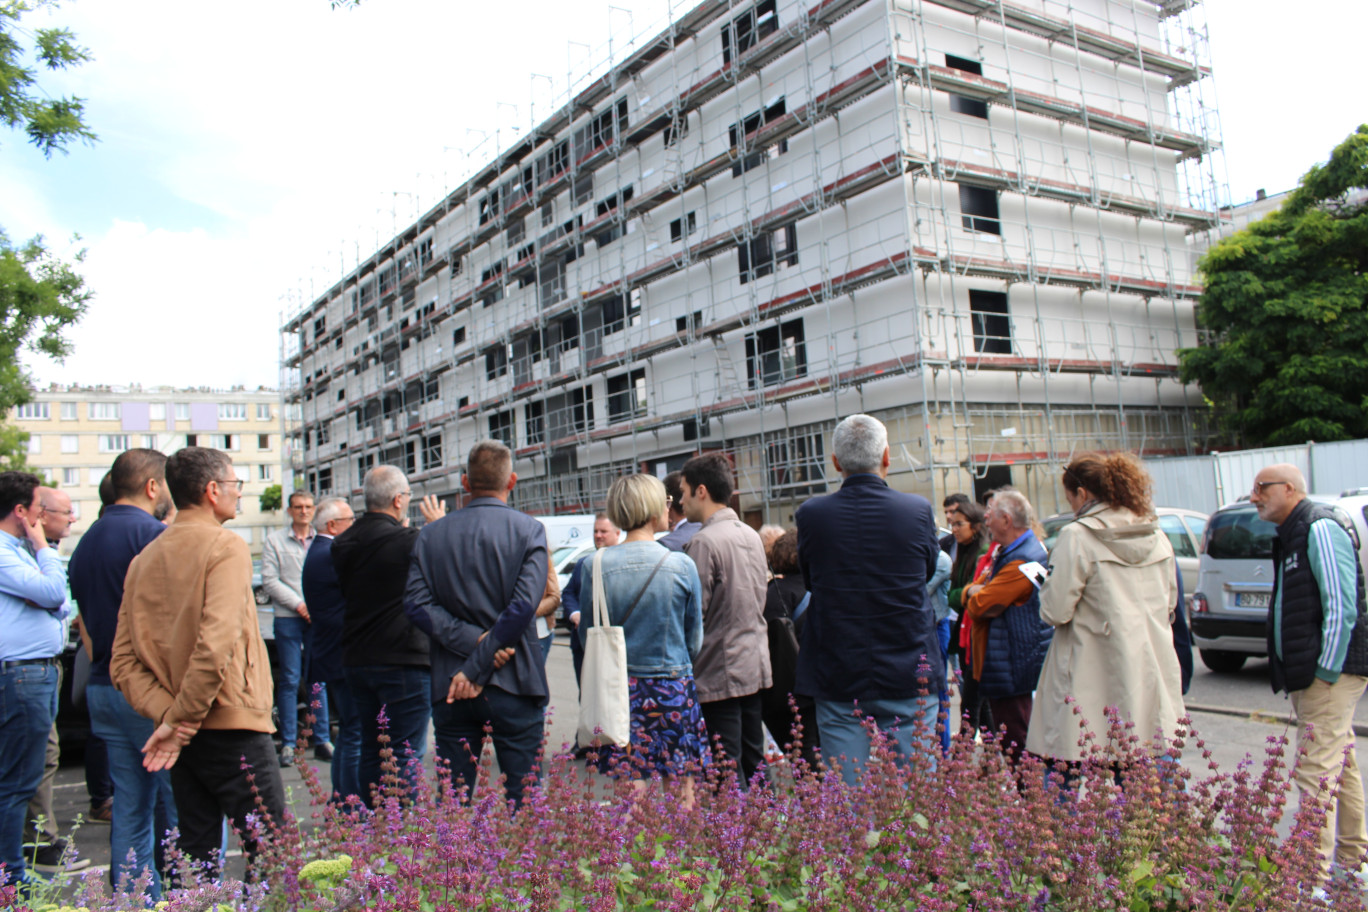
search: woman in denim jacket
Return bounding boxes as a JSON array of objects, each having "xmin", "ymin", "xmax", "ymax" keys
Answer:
[{"xmin": 582, "ymin": 473, "xmax": 708, "ymax": 804}]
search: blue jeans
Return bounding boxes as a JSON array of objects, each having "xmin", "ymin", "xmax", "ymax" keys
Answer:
[
  {"xmin": 324, "ymin": 675, "xmax": 362, "ymax": 802},
  {"xmin": 275, "ymin": 616, "xmax": 330, "ymax": 747},
  {"xmin": 87, "ymin": 683, "xmax": 177, "ymax": 899},
  {"xmin": 0, "ymin": 663, "xmax": 59, "ymax": 885},
  {"xmin": 936, "ymin": 618, "xmax": 952, "ymax": 755},
  {"xmin": 346, "ymin": 665, "xmax": 431, "ymax": 808},
  {"xmin": 816, "ymin": 695, "xmax": 939, "ymax": 786},
  {"xmin": 432, "ymin": 686, "xmax": 545, "ymax": 809}
]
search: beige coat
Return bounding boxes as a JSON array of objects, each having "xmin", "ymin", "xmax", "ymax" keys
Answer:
[{"xmin": 1025, "ymin": 504, "xmax": 1184, "ymax": 762}]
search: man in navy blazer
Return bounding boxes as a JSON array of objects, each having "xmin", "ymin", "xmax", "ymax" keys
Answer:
[
  {"xmin": 795, "ymin": 414, "xmax": 942, "ymax": 784},
  {"xmin": 300, "ymin": 497, "xmax": 356, "ymax": 798}
]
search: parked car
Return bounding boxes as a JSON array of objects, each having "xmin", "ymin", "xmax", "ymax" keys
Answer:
[
  {"xmin": 1041, "ymin": 506, "xmax": 1208, "ymax": 609},
  {"xmin": 1190, "ymin": 494, "xmax": 1364, "ymax": 673}
]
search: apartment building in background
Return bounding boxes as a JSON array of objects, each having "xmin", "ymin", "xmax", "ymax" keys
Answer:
[
  {"xmin": 10, "ymin": 385, "xmax": 286, "ymax": 556},
  {"xmin": 282, "ymin": 0, "xmax": 1223, "ymax": 525}
]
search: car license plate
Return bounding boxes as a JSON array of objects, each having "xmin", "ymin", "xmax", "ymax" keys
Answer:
[{"xmin": 1235, "ymin": 591, "xmax": 1270, "ymax": 608}]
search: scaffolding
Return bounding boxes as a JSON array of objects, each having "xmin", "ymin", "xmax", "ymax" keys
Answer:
[{"xmin": 281, "ymin": 0, "xmax": 1223, "ymax": 525}]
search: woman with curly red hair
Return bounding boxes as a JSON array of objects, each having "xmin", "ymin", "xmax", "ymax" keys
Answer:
[{"xmin": 1026, "ymin": 452, "xmax": 1185, "ymax": 771}]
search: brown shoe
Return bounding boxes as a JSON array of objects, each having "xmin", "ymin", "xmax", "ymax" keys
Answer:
[{"xmin": 88, "ymin": 799, "xmax": 113, "ymax": 824}]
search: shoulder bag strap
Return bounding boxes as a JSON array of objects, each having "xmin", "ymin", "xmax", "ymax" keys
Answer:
[
  {"xmin": 616, "ymin": 551, "xmax": 672, "ymax": 628},
  {"xmin": 591, "ymin": 547, "xmax": 609, "ymax": 628}
]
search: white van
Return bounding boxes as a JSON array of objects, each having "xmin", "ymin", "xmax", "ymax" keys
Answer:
[{"xmin": 532, "ymin": 514, "xmax": 598, "ymax": 551}]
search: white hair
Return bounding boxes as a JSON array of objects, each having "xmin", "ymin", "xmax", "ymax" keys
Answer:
[
  {"xmin": 363, "ymin": 465, "xmax": 408, "ymax": 512},
  {"xmin": 988, "ymin": 489, "xmax": 1035, "ymax": 531},
  {"xmin": 313, "ymin": 497, "xmax": 350, "ymax": 530},
  {"xmin": 832, "ymin": 414, "xmax": 888, "ymax": 475}
]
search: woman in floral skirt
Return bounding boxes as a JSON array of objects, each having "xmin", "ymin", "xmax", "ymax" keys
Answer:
[{"xmin": 582, "ymin": 473, "xmax": 708, "ymax": 805}]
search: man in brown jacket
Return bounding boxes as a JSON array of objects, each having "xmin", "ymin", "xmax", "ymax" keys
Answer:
[
  {"xmin": 680, "ymin": 453, "xmax": 771, "ymax": 786},
  {"xmin": 110, "ymin": 447, "xmax": 285, "ymax": 876}
]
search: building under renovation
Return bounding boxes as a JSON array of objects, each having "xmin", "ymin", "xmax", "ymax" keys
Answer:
[{"xmin": 281, "ymin": 0, "xmax": 1223, "ymax": 525}]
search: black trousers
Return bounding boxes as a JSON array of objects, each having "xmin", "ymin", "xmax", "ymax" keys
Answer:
[
  {"xmin": 169, "ymin": 730, "xmax": 286, "ymax": 877},
  {"xmin": 701, "ymin": 692, "xmax": 765, "ymax": 787}
]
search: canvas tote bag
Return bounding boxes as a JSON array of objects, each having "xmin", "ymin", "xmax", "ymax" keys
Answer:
[{"xmin": 578, "ymin": 548, "xmax": 631, "ymax": 747}]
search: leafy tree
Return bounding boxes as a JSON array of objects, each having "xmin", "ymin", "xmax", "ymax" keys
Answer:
[
  {"xmin": 0, "ymin": 1, "xmax": 94, "ymax": 467},
  {"xmin": 1179, "ymin": 125, "xmax": 1368, "ymax": 447},
  {"xmin": 1, "ymin": 0, "xmax": 96, "ymax": 156},
  {"xmin": 259, "ymin": 483, "xmax": 283, "ymax": 512}
]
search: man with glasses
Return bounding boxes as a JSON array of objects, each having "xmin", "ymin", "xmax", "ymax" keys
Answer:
[
  {"xmin": 110, "ymin": 447, "xmax": 285, "ymax": 879},
  {"xmin": 21, "ymin": 487, "xmax": 91, "ymax": 876},
  {"xmin": 300, "ymin": 497, "xmax": 359, "ymax": 801},
  {"xmin": 262, "ymin": 490, "xmax": 331, "ymax": 766},
  {"xmin": 1252, "ymin": 463, "xmax": 1368, "ymax": 886}
]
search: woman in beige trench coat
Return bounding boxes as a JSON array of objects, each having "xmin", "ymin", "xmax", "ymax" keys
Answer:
[{"xmin": 1026, "ymin": 452, "xmax": 1185, "ymax": 765}]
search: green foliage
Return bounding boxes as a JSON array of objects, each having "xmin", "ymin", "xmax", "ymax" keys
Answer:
[
  {"xmin": 0, "ymin": 1, "xmax": 96, "ymax": 157},
  {"xmin": 1179, "ymin": 125, "xmax": 1368, "ymax": 447},
  {"xmin": 0, "ymin": 231, "xmax": 89, "ymax": 466},
  {"xmin": 260, "ymin": 483, "xmax": 283, "ymax": 512}
]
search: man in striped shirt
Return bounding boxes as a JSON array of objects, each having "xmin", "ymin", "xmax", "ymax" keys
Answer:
[{"xmin": 1254, "ymin": 463, "xmax": 1368, "ymax": 883}]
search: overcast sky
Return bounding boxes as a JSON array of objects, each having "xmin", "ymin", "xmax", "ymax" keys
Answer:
[{"xmin": 1, "ymin": 0, "xmax": 1362, "ymax": 392}]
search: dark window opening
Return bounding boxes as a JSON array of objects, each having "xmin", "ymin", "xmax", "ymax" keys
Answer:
[
  {"xmin": 738, "ymin": 224, "xmax": 798, "ymax": 284},
  {"xmin": 607, "ymin": 368, "xmax": 647, "ymax": 422},
  {"xmin": 545, "ymin": 386, "xmax": 594, "ymax": 438},
  {"xmin": 973, "ymin": 465, "xmax": 1013, "ymax": 505},
  {"xmin": 571, "ymin": 172, "xmax": 594, "ymax": 207},
  {"xmin": 449, "ymin": 256, "xmax": 463, "ymax": 279},
  {"xmin": 945, "ymin": 54, "xmax": 989, "ymax": 119},
  {"xmin": 722, "ymin": 0, "xmax": 778, "ymax": 65},
  {"xmin": 453, "ymin": 326, "xmax": 467, "ymax": 346},
  {"xmin": 959, "ymin": 184, "xmax": 1001, "ymax": 235},
  {"xmin": 488, "ymin": 410, "xmax": 515, "ymax": 448},
  {"xmin": 525, "ymin": 401, "xmax": 545, "ymax": 445},
  {"xmin": 479, "ymin": 188, "xmax": 501, "ymax": 225},
  {"xmin": 507, "ymin": 219, "xmax": 525, "ymax": 246},
  {"xmin": 593, "ymin": 186, "xmax": 635, "ymax": 248},
  {"xmin": 744, "ymin": 318, "xmax": 807, "ymax": 388},
  {"xmin": 676, "ymin": 310, "xmax": 703, "ymax": 334},
  {"xmin": 670, "ymin": 211, "xmax": 697, "ymax": 242},
  {"xmin": 535, "ymin": 141, "xmax": 569, "ymax": 187},
  {"xmin": 423, "ymin": 433, "xmax": 442, "ymax": 472},
  {"xmin": 683, "ymin": 417, "xmax": 709, "ymax": 441},
  {"xmin": 484, "ymin": 345, "xmax": 509, "ymax": 380},
  {"xmin": 600, "ymin": 293, "xmax": 641, "ymax": 336},
  {"xmin": 729, "ymin": 99, "xmax": 787, "ymax": 176},
  {"xmin": 663, "ymin": 113, "xmax": 689, "ymax": 147},
  {"xmin": 458, "ymin": 396, "xmax": 470, "ymax": 409},
  {"xmin": 573, "ymin": 98, "xmax": 628, "ymax": 161},
  {"xmin": 969, "ymin": 290, "xmax": 1011, "ymax": 354}
]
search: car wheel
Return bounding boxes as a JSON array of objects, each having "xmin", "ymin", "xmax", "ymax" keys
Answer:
[{"xmin": 1199, "ymin": 649, "xmax": 1247, "ymax": 673}]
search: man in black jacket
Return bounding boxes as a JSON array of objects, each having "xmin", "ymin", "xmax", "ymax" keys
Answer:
[
  {"xmin": 1253, "ymin": 463, "xmax": 1368, "ymax": 882},
  {"xmin": 331, "ymin": 466, "xmax": 428, "ymax": 807},
  {"xmin": 795, "ymin": 414, "xmax": 941, "ymax": 785}
]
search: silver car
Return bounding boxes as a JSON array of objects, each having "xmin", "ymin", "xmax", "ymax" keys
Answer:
[
  {"xmin": 1041, "ymin": 506, "xmax": 1207, "ymax": 610},
  {"xmin": 1190, "ymin": 495, "xmax": 1358, "ymax": 673}
]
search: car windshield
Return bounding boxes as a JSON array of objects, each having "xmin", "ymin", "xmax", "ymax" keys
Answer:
[
  {"xmin": 1205, "ymin": 506, "xmax": 1277, "ymax": 560},
  {"xmin": 552, "ymin": 545, "xmax": 584, "ymax": 566}
]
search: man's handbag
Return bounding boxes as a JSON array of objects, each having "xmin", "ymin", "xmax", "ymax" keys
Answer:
[{"xmin": 577, "ymin": 547, "xmax": 670, "ymax": 748}]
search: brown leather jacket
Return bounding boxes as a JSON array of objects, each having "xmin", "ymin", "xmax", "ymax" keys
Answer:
[{"xmin": 110, "ymin": 513, "xmax": 274, "ymax": 733}]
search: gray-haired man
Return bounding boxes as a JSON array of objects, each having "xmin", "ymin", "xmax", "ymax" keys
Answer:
[
  {"xmin": 794, "ymin": 414, "xmax": 941, "ymax": 784},
  {"xmin": 330, "ymin": 467, "xmax": 430, "ymax": 806}
]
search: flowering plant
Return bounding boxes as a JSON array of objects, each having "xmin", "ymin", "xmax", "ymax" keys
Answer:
[{"xmin": 9, "ymin": 706, "xmax": 1364, "ymax": 911}]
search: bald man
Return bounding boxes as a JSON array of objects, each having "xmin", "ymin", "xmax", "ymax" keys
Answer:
[{"xmin": 1252, "ymin": 463, "xmax": 1368, "ymax": 881}]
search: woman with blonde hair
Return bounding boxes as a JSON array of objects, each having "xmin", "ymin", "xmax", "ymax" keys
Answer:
[
  {"xmin": 581, "ymin": 473, "xmax": 708, "ymax": 802},
  {"xmin": 1026, "ymin": 452, "xmax": 1184, "ymax": 770}
]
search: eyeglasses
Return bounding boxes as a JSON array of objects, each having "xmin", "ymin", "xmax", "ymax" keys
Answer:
[
  {"xmin": 1252, "ymin": 480, "xmax": 1289, "ymax": 494},
  {"xmin": 215, "ymin": 478, "xmax": 244, "ymax": 492},
  {"xmin": 41, "ymin": 508, "xmax": 73, "ymax": 517},
  {"xmin": 949, "ymin": 520, "xmax": 970, "ymax": 529}
]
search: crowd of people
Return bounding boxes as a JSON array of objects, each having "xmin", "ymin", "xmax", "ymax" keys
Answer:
[{"xmin": 0, "ymin": 413, "xmax": 1364, "ymax": 895}]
